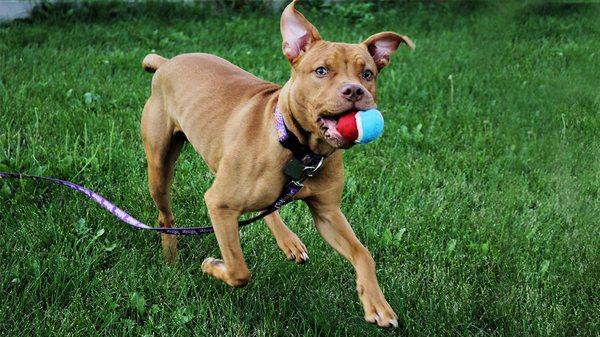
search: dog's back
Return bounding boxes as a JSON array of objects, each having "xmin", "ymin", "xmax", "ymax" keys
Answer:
[{"xmin": 141, "ymin": 52, "xmax": 281, "ymax": 172}]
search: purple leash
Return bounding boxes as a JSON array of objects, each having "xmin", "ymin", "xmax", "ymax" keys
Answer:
[
  {"xmin": 0, "ymin": 106, "xmax": 324, "ymax": 236},
  {"xmin": 0, "ymin": 172, "xmax": 306, "ymax": 236},
  {"xmin": 0, "ymin": 172, "xmax": 209, "ymax": 235}
]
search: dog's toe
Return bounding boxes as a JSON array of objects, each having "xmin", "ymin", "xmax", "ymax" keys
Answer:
[
  {"xmin": 365, "ymin": 313, "xmax": 379, "ymax": 324},
  {"xmin": 290, "ymin": 247, "xmax": 309, "ymax": 264},
  {"xmin": 201, "ymin": 257, "xmax": 224, "ymax": 273},
  {"xmin": 300, "ymin": 252, "xmax": 309, "ymax": 262},
  {"xmin": 276, "ymin": 232, "xmax": 309, "ymax": 264}
]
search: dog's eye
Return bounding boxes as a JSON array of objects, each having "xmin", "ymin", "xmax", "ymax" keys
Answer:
[
  {"xmin": 315, "ymin": 66, "xmax": 328, "ymax": 77},
  {"xmin": 362, "ymin": 69, "xmax": 374, "ymax": 81}
]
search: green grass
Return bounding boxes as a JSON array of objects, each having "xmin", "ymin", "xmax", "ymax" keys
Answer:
[{"xmin": 1, "ymin": 2, "xmax": 599, "ymax": 336}]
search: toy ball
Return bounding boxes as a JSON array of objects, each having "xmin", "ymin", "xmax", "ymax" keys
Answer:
[{"xmin": 337, "ymin": 109, "xmax": 384, "ymax": 144}]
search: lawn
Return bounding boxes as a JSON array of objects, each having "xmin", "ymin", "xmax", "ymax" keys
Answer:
[{"xmin": 1, "ymin": 1, "xmax": 599, "ymax": 336}]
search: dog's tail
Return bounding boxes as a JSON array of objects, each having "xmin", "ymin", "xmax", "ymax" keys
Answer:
[{"xmin": 142, "ymin": 54, "xmax": 168, "ymax": 73}]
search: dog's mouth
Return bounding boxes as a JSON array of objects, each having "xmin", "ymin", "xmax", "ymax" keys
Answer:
[{"xmin": 317, "ymin": 111, "xmax": 352, "ymax": 149}]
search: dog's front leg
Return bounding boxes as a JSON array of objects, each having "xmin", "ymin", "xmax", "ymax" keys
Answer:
[
  {"xmin": 307, "ymin": 201, "xmax": 398, "ymax": 328},
  {"xmin": 201, "ymin": 188, "xmax": 251, "ymax": 287}
]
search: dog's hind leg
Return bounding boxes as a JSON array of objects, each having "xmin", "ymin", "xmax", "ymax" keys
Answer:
[
  {"xmin": 141, "ymin": 96, "xmax": 185, "ymax": 265},
  {"xmin": 265, "ymin": 212, "xmax": 309, "ymax": 263}
]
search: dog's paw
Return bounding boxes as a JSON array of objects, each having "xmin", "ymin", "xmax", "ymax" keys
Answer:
[
  {"xmin": 359, "ymin": 286, "xmax": 398, "ymax": 328},
  {"xmin": 276, "ymin": 232, "xmax": 309, "ymax": 264},
  {"xmin": 201, "ymin": 257, "xmax": 250, "ymax": 287},
  {"xmin": 161, "ymin": 233, "xmax": 178, "ymax": 265}
]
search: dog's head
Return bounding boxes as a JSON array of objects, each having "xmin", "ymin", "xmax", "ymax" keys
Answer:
[{"xmin": 280, "ymin": 1, "xmax": 414, "ymax": 151}]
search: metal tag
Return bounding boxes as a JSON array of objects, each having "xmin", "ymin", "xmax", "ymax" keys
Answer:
[{"xmin": 283, "ymin": 158, "xmax": 306, "ymax": 181}]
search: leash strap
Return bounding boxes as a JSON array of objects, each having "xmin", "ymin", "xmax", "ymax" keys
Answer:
[
  {"xmin": 0, "ymin": 172, "xmax": 305, "ymax": 235},
  {"xmin": 0, "ymin": 172, "xmax": 217, "ymax": 235}
]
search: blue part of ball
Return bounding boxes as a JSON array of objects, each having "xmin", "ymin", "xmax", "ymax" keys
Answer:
[{"xmin": 355, "ymin": 109, "xmax": 384, "ymax": 144}]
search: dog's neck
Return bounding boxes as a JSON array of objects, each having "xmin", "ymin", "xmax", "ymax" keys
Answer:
[{"xmin": 277, "ymin": 82, "xmax": 337, "ymax": 156}]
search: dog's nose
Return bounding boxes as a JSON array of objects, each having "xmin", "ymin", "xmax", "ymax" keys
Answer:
[{"xmin": 340, "ymin": 84, "xmax": 365, "ymax": 102}]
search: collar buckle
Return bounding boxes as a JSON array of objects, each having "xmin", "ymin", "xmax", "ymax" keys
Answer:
[
  {"xmin": 303, "ymin": 157, "xmax": 325, "ymax": 177},
  {"xmin": 291, "ymin": 180, "xmax": 304, "ymax": 188},
  {"xmin": 283, "ymin": 156, "xmax": 325, "ymax": 183}
]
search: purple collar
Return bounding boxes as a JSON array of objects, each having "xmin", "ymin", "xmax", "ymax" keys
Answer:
[{"xmin": 274, "ymin": 105, "xmax": 324, "ymax": 167}]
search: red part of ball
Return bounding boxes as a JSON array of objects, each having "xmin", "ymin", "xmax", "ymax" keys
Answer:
[{"xmin": 337, "ymin": 111, "xmax": 359, "ymax": 141}]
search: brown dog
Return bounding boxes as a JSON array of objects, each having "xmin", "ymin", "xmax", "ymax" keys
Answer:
[{"xmin": 140, "ymin": 1, "xmax": 413, "ymax": 328}]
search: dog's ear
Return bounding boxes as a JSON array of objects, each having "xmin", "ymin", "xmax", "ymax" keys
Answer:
[
  {"xmin": 363, "ymin": 32, "xmax": 414, "ymax": 70},
  {"xmin": 280, "ymin": 0, "xmax": 321, "ymax": 62}
]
